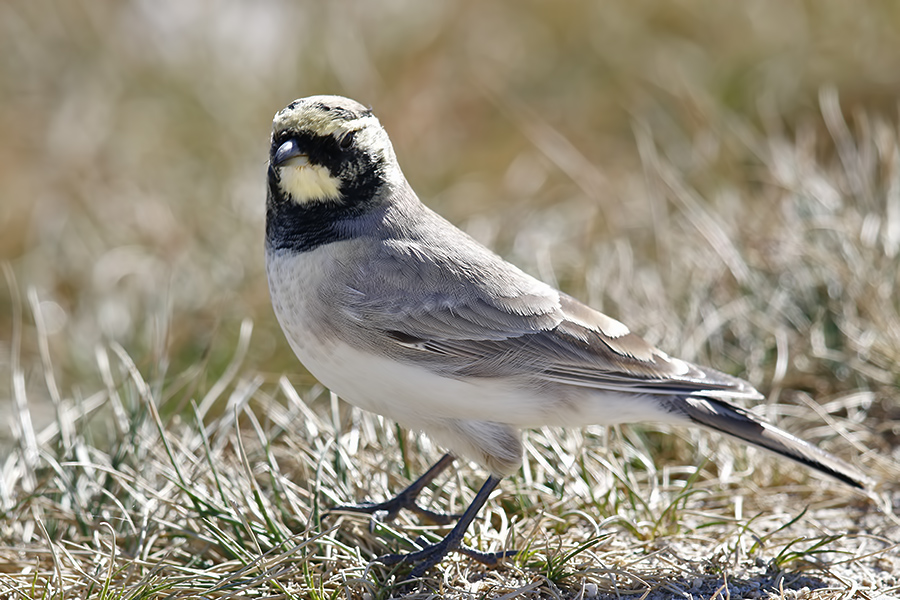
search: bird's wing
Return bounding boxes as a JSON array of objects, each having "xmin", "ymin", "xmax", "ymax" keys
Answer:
[{"xmin": 339, "ymin": 236, "xmax": 758, "ymax": 400}]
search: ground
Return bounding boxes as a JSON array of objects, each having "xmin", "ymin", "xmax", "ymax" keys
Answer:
[{"xmin": 1, "ymin": 2, "xmax": 899, "ymax": 598}]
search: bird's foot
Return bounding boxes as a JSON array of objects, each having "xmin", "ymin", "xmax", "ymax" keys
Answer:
[
  {"xmin": 377, "ymin": 534, "xmax": 517, "ymax": 578},
  {"xmin": 373, "ymin": 475, "xmax": 512, "ymax": 576},
  {"xmin": 327, "ymin": 454, "xmax": 459, "ymax": 525},
  {"xmin": 329, "ymin": 496, "xmax": 460, "ymax": 525}
]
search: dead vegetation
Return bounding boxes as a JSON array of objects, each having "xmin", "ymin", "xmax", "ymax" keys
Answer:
[{"xmin": 2, "ymin": 1, "xmax": 900, "ymax": 598}]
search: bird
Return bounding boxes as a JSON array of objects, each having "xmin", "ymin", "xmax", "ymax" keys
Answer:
[{"xmin": 264, "ymin": 95, "xmax": 869, "ymax": 576}]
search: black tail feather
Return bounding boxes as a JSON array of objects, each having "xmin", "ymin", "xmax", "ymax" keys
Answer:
[{"xmin": 679, "ymin": 396, "xmax": 869, "ymax": 490}]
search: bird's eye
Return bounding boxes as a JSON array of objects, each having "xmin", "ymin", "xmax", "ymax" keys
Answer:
[{"xmin": 339, "ymin": 131, "xmax": 355, "ymax": 149}]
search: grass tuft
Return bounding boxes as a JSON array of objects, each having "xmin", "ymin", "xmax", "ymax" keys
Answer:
[{"xmin": 1, "ymin": 309, "xmax": 896, "ymax": 597}]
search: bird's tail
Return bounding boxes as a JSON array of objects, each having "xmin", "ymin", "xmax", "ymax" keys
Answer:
[{"xmin": 677, "ymin": 396, "xmax": 870, "ymax": 490}]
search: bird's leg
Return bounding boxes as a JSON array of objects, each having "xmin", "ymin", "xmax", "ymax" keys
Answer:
[
  {"xmin": 377, "ymin": 475, "xmax": 517, "ymax": 577},
  {"xmin": 330, "ymin": 453, "xmax": 459, "ymax": 525}
]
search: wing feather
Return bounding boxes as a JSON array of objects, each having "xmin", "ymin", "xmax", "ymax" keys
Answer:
[{"xmin": 337, "ymin": 216, "xmax": 758, "ymax": 400}]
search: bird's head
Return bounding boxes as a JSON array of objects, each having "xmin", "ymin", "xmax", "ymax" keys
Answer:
[{"xmin": 268, "ymin": 95, "xmax": 401, "ymax": 208}]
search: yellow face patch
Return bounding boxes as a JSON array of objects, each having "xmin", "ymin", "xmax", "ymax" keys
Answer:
[{"xmin": 279, "ymin": 163, "xmax": 343, "ymax": 204}]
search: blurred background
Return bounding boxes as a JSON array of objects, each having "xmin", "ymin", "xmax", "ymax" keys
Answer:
[{"xmin": 2, "ymin": 0, "xmax": 899, "ymax": 447}]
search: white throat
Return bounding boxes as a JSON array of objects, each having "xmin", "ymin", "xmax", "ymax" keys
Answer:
[{"xmin": 279, "ymin": 163, "xmax": 343, "ymax": 205}]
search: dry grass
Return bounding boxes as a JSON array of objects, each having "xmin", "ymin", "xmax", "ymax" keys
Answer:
[{"xmin": 2, "ymin": 1, "xmax": 900, "ymax": 598}]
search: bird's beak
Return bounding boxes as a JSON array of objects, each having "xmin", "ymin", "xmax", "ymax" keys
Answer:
[{"xmin": 273, "ymin": 139, "xmax": 309, "ymax": 168}]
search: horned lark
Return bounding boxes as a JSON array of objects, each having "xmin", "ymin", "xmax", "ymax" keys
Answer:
[{"xmin": 264, "ymin": 95, "xmax": 868, "ymax": 576}]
